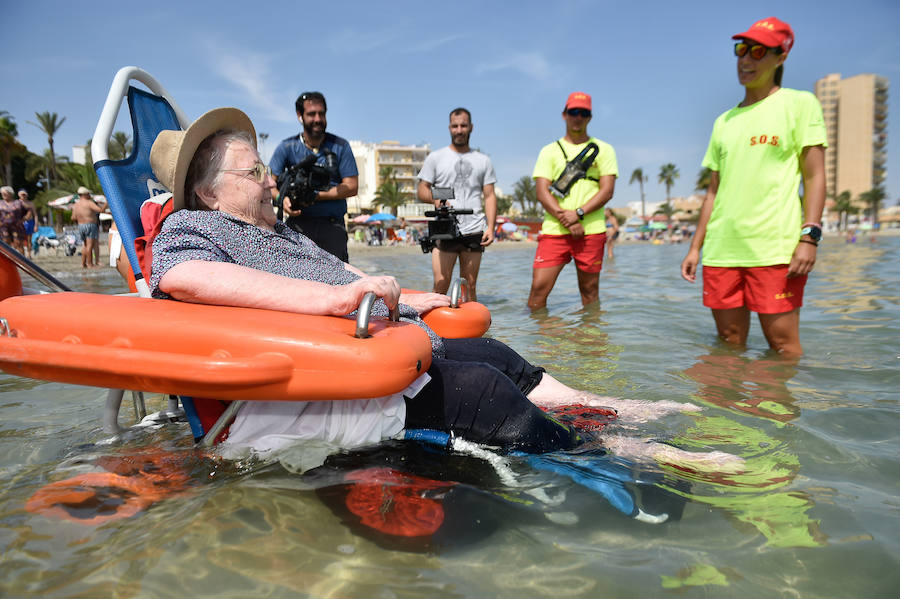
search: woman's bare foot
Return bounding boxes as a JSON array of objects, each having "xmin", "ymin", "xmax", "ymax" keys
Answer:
[
  {"xmin": 602, "ymin": 435, "xmax": 745, "ymax": 473},
  {"xmin": 527, "ymin": 374, "xmax": 700, "ymax": 422}
]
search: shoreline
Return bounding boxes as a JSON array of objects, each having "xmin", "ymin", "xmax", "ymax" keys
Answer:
[{"xmin": 24, "ymin": 228, "xmax": 898, "ymax": 275}]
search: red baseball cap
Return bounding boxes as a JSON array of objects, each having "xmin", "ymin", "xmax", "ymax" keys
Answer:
[
  {"xmin": 732, "ymin": 17, "xmax": 794, "ymax": 53},
  {"xmin": 565, "ymin": 92, "xmax": 592, "ymax": 111}
]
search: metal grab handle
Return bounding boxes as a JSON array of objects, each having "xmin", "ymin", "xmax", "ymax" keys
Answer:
[
  {"xmin": 448, "ymin": 278, "xmax": 468, "ymax": 308},
  {"xmin": 354, "ymin": 291, "xmax": 399, "ymax": 338}
]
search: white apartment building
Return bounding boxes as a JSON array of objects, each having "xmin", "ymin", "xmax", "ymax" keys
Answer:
[{"xmin": 348, "ymin": 140, "xmax": 431, "ymax": 216}]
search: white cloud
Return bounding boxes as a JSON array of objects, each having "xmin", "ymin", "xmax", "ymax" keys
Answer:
[
  {"xmin": 327, "ymin": 29, "xmax": 397, "ymax": 55},
  {"xmin": 201, "ymin": 40, "xmax": 295, "ymax": 123},
  {"xmin": 475, "ymin": 52, "xmax": 554, "ymax": 80}
]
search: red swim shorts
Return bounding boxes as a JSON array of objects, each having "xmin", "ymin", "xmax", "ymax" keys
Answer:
[
  {"xmin": 533, "ymin": 233, "xmax": 607, "ymax": 273},
  {"xmin": 702, "ymin": 264, "xmax": 807, "ymax": 313}
]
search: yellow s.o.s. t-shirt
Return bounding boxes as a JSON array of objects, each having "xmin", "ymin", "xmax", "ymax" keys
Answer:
[
  {"xmin": 532, "ymin": 137, "xmax": 618, "ymax": 236},
  {"xmin": 702, "ymin": 88, "xmax": 827, "ymax": 267}
]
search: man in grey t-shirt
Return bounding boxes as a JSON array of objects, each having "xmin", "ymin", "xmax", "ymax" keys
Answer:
[{"xmin": 417, "ymin": 107, "xmax": 497, "ymax": 301}]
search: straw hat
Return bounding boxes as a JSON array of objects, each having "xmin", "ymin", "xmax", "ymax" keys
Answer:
[
  {"xmin": 150, "ymin": 107, "xmax": 256, "ymax": 210},
  {"xmin": 76, "ymin": 186, "xmax": 92, "ymax": 196}
]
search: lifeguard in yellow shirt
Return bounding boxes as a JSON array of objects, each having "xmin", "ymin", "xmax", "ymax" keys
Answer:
[
  {"xmin": 528, "ymin": 92, "xmax": 618, "ymax": 310},
  {"xmin": 681, "ymin": 17, "xmax": 826, "ymax": 356}
]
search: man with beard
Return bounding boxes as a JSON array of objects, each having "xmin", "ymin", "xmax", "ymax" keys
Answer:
[
  {"xmin": 417, "ymin": 108, "xmax": 497, "ymax": 301},
  {"xmin": 270, "ymin": 91, "xmax": 358, "ymax": 262}
]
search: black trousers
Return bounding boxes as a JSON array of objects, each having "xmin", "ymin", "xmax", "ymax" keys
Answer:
[
  {"xmin": 287, "ymin": 216, "xmax": 348, "ymax": 262},
  {"xmin": 404, "ymin": 338, "xmax": 582, "ymax": 454}
]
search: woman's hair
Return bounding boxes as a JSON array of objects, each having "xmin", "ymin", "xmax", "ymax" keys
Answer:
[
  {"xmin": 0, "ymin": 186, "xmax": 14, "ymax": 196},
  {"xmin": 183, "ymin": 129, "xmax": 255, "ymax": 209}
]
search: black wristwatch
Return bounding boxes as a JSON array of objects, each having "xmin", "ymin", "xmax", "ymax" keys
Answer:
[
  {"xmin": 575, "ymin": 208, "xmax": 585, "ymax": 220},
  {"xmin": 800, "ymin": 224, "xmax": 822, "ymax": 243}
]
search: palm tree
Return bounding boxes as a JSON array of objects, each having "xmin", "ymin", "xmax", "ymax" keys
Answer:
[
  {"xmin": 859, "ymin": 186, "xmax": 886, "ymax": 229},
  {"xmin": 109, "ymin": 131, "xmax": 133, "ymax": 160},
  {"xmin": 28, "ymin": 111, "xmax": 66, "ymax": 184},
  {"xmin": 374, "ymin": 166, "xmax": 406, "ymax": 216},
  {"xmin": 658, "ymin": 163, "xmax": 679, "ymax": 206},
  {"xmin": 629, "ymin": 167, "xmax": 647, "ymax": 221},
  {"xmin": 832, "ymin": 190, "xmax": 856, "ymax": 231},
  {"xmin": 513, "ymin": 175, "xmax": 539, "ymax": 216},
  {"xmin": 0, "ymin": 111, "xmax": 23, "ymax": 186},
  {"xmin": 654, "ymin": 202, "xmax": 675, "ymax": 226},
  {"xmin": 695, "ymin": 167, "xmax": 713, "ymax": 192}
]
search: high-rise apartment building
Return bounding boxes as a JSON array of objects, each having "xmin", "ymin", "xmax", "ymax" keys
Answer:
[
  {"xmin": 349, "ymin": 140, "xmax": 430, "ymax": 215},
  {"xmin": 814, "ymin": 73, "xmax": 889, "ymax": 205}
]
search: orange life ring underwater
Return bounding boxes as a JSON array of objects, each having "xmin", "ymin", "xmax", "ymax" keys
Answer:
[
  {"xmin": 26, "ymin": 472, "xmax": 162, "ymax": 525},
  {"xmin": 26, "ymin": 450, "xmax": 195, "ymax": 525}
]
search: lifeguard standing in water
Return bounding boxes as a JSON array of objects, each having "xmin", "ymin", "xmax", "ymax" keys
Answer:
[{"xmin": 680, "ymin": 17, "xmax": 826, "ymax": 356}]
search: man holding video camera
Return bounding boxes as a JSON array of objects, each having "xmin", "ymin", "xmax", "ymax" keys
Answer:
[
  {"xmin": 417, "ymin": 107, "xmax": 497, "ymax": 302},
  {"xmin": 270, "ymin": 91, "xmax": 358, "ymax": 262},
  {"xmin": 527, "ymin": 92, "xmax": 617, "ymax": 310}
]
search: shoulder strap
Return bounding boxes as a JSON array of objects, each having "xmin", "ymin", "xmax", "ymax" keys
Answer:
[{"xmin": 556, "ymin": 140, "xmax": 568, "ymax": 161}]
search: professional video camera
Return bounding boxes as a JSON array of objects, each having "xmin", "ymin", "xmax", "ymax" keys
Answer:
[
  {"xmin": 419, "ymin": 187, "xmax": 473, "ymax": 253},
  {"xmin": 277, "ymin": 150, "xmax": 339, "ymax": 211},
  {"xmin": 550, "ymin": 142, "xmax": 599, "ymax": 198}
]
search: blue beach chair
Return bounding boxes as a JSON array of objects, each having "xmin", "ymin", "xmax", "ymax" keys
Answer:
[
  {"xmin": 90, "ymin": 67, "xmax": 210, "ymax": 440},
  {"xmin": 92, "ymin": 66, "xmax": 189, "ymax": 299}
]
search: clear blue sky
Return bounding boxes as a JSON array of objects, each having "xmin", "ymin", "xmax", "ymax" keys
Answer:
[{"xmin": 3, "ymin": 0, "xmax": 898, "ymax": 209}]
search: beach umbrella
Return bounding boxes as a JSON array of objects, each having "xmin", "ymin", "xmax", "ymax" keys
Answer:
[
  {"xmin": 49, "ymin": 194, "xmax": 107, "ymax": 208},
  {"xmin": 649, "ymin": 221, "xmax": 667, "ymax": 230},
  {"xmin": 500, "ymin": 222, "xmax": 517, "ymax": 232},
  {"xmin": 367, "ymin": 213, "xmax": 395, "ymax": 222},
  {"xmin": 351, "ymin": 214, "xmax": 370, "ymax": 223}
]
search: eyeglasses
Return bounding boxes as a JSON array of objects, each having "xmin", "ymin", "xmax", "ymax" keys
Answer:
[
  {"xmin": 221, "ymin": 162, "xmax": 272, "ymax": 184},
  {"xmin": 734, "ymin": 42, "xmax": 778, "ymax": 60},
  {"xmin": 566, "ymin": 108, "xmax": 591, "ymax": 118}
]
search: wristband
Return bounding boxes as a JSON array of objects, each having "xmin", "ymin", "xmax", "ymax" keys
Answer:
[
  {"xmin": 802, "ymin": 222, "xmax": 822, "ymax": 229},
  {"xmin": 798, "ymin": 239, "xmax": 818, "ymax": 247}
]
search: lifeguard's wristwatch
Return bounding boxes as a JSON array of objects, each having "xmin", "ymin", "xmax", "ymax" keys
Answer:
[
  {"xmin": 800, "ymin": 224, "xmax": 822, "ymax": 242},
  {"xmin": 575, "ymin": 208, "xmax": 585, "ymax": 220}
]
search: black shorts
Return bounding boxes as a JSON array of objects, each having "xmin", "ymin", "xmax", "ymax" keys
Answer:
[
  {"xmin": 287, "ymin": 216, "xmax": 348, "ymax": 262},
  {"xmin": 404, "ymin": 338, "xmax": 582, "ymax": 454},
  {"xmin": 435, "ymin": 232, "xmax": 484, "ymax": 253}
]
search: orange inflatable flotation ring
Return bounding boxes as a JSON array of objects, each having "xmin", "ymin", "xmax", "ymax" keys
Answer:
[
  {"xmin": 401, "ymin": 289, "xmax": 491, "ymax": 339},
  {"xmin": 0, "ymin": 253, "xmax": 22, "ymax": 301},
  {"xmin": 0, "ymin": 292, "xmax": 432, "ymax": 401}
]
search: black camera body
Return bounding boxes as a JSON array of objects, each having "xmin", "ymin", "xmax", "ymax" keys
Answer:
[
  {"xmin": 420, "ymin": 187, "xmax": 473, "ymax": 253},
  {"xmin": 277, "ymin": 150, "xmax": 339, "ymax": 211}
]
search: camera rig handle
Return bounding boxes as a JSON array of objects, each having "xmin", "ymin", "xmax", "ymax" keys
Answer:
[{"xmin": 355, "ymin": 291, "xmax": 400, "ymax": 339}]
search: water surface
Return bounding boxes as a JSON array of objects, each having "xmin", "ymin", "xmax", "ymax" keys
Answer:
[{"xmin": 1, "ymin": 236, "xmax": 897, "ymax": 597}]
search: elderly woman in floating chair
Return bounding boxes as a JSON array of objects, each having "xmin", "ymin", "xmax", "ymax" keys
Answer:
[{"xmin": 146, "ymin": 108, "xmax": 726, "ymax": 468}]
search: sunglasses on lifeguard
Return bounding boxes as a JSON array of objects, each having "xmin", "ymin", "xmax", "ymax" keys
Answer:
[
  {"xmin": 221, "ymin": 162, "xmax": 272, "ymax": 184},
  {"xmin": 566, "ymin": 108, "xmax": 591, "ymax": 118},
  {"xmin": 734, "ymin": 42, "xmax": 778, "ymax": 60}
]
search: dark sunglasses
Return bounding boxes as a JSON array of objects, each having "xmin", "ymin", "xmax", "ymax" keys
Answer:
[
  {"xmin": 734, "ymin": 42, "xmax": 780, "ymax": 60},
  {"xmin": 566, "ymin": 108, "xmax": 591, "ymax": 118}
]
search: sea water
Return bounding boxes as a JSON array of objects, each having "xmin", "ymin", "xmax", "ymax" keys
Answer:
[{"xmin": 0, "ymin": 236, "xmax": 897, "ymax": 598}]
